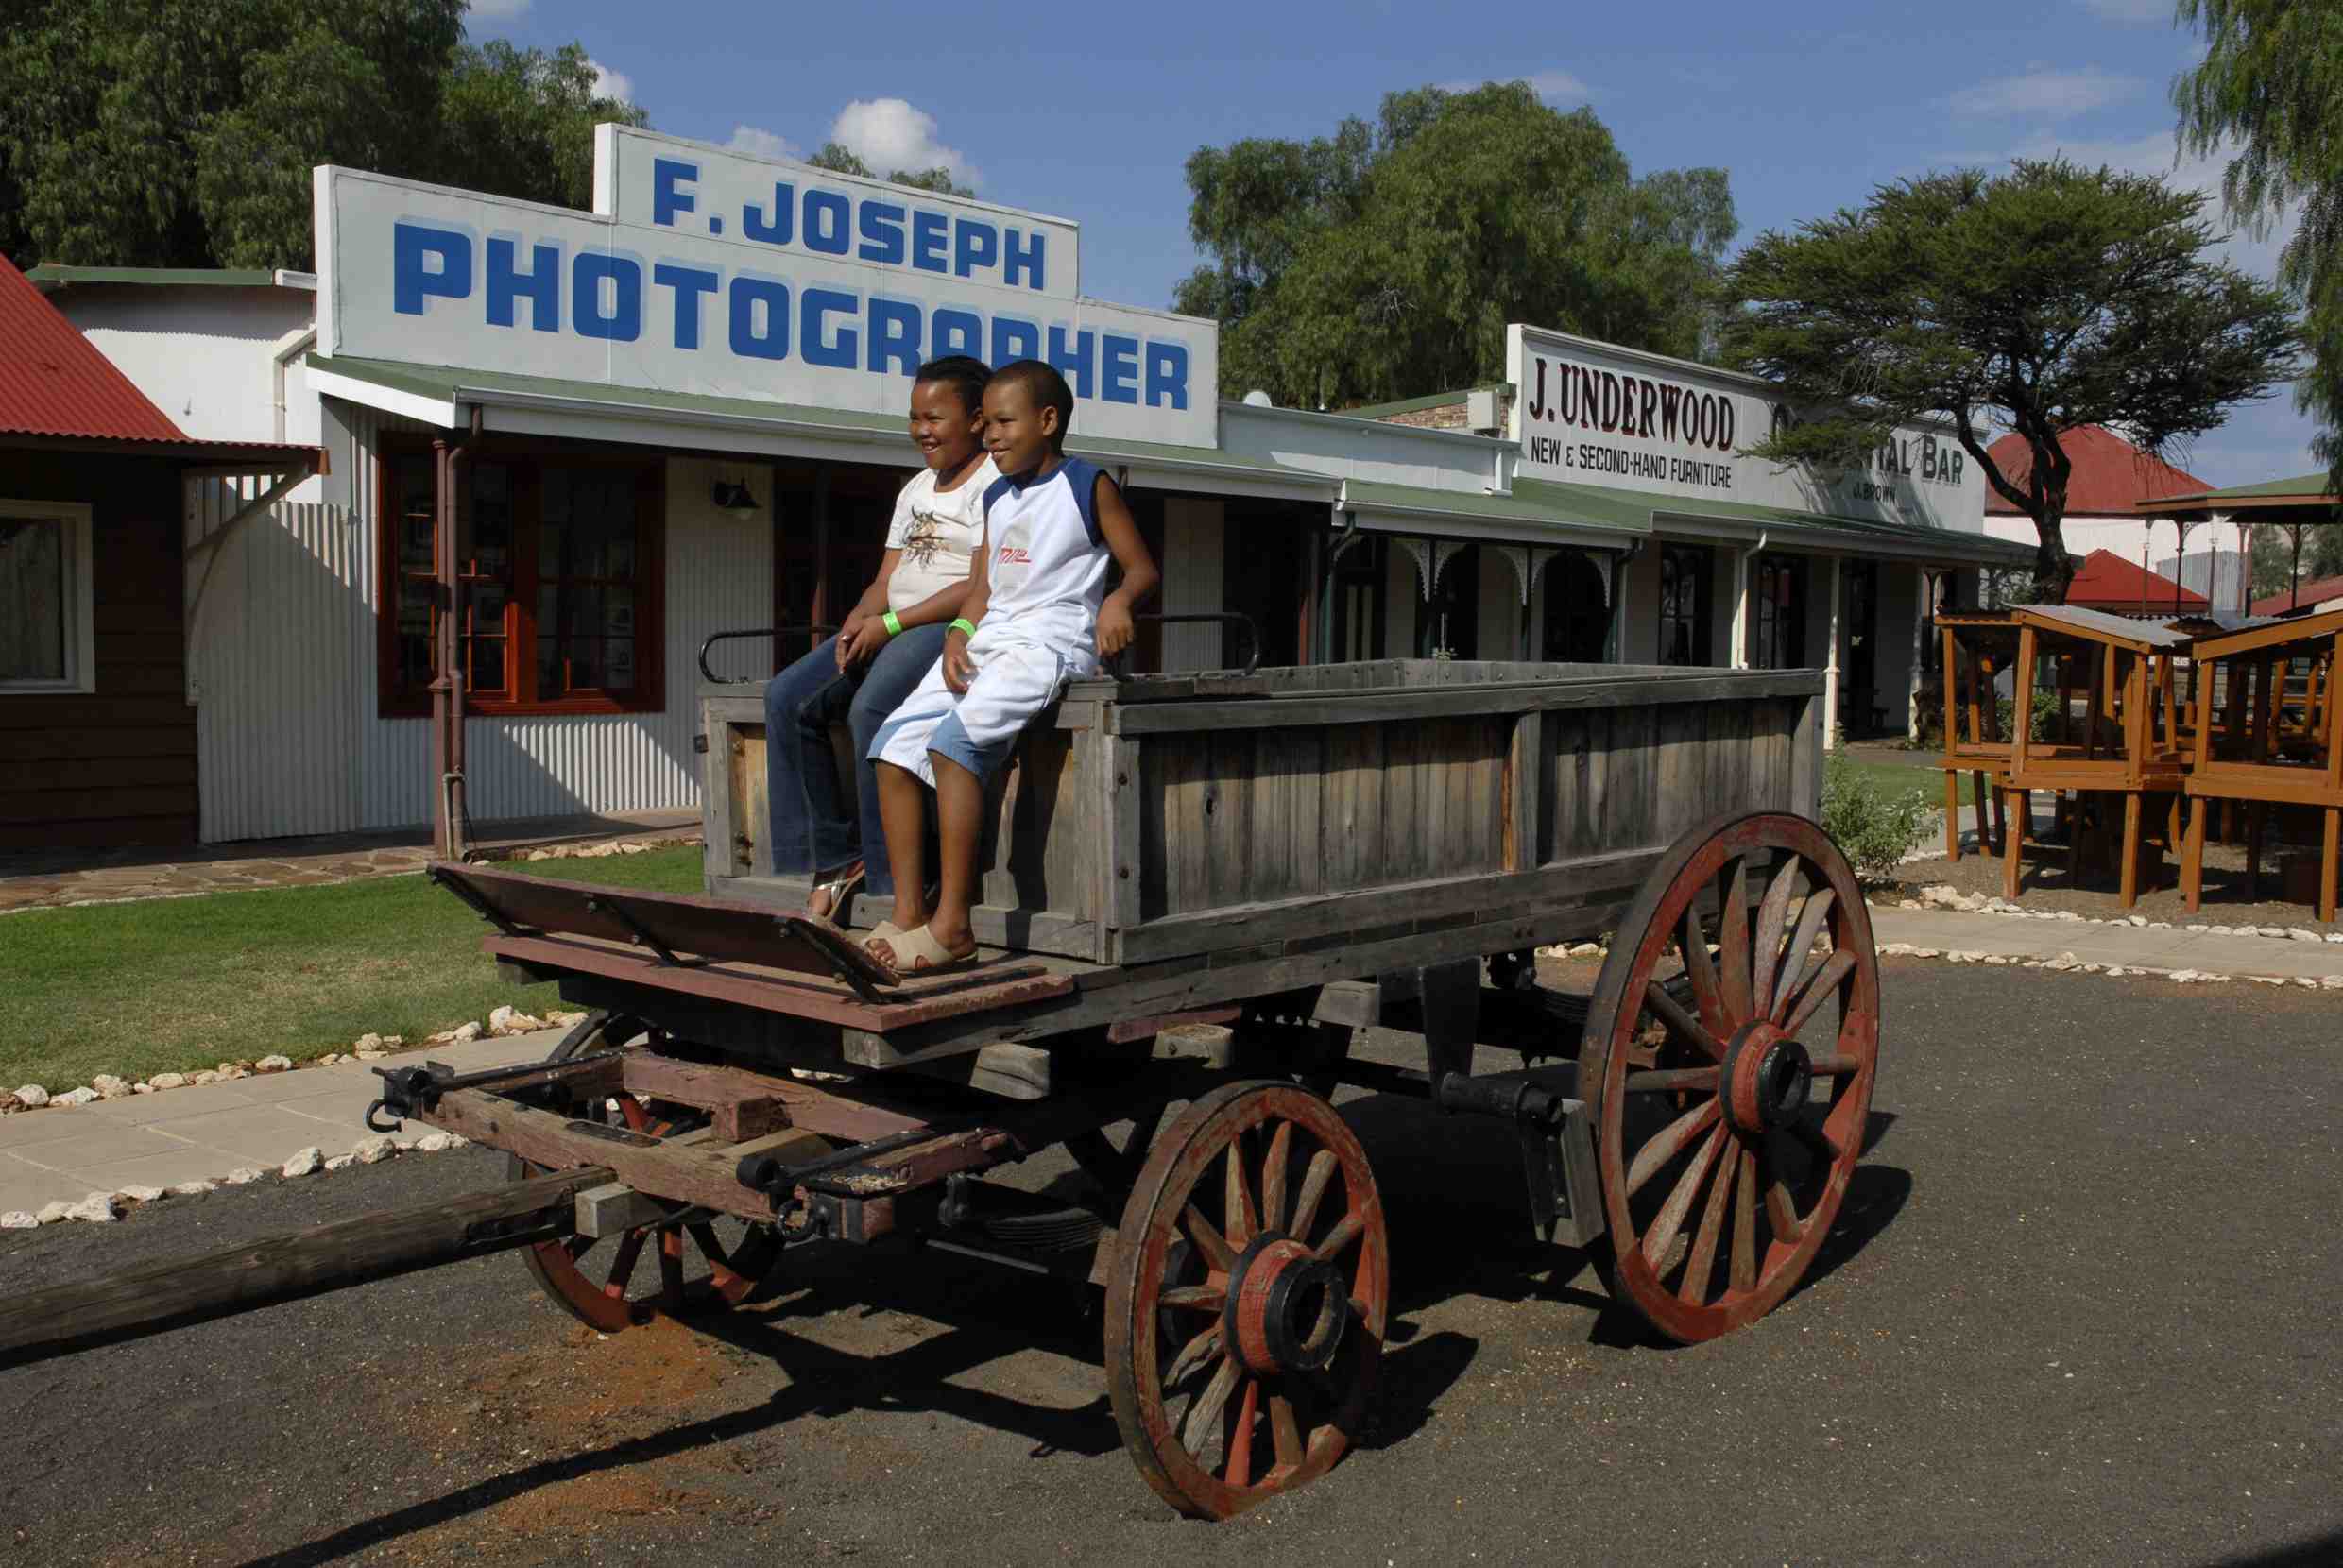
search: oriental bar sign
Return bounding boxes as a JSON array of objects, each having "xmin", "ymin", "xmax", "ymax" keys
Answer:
[
  {"xmin": 312, "ymin": 129, "xmax": 1219, "ymax": 448},
  {"xmin": 1505, "ymin": 325, "xmax": 1983, "ymax": 532}
]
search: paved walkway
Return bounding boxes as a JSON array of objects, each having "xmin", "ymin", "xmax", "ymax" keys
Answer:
[
  {"xmin": 0, "ymin": 1030, "xmax": 560, "ymax": 1216},
  {"xmin": 1869, "ymin": 906, "xmax": 2343, "ymax": 979},
  {"xmin": 0, "ymin": 810, "xmax": 699, "ymax": 914}
]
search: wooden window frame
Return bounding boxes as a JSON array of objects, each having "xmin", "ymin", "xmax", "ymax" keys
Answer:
[
  {"xmin": 1660, "ymin": 542, "xmax": 1713, "ymax": 667},
  {"xmin": 1751, "ymin": 553, "xmax": 1807, "ymax": 671},
  {"xmin": 375, "ymin": 441, "xmax": 665, "ymax": 718},
  {"xmin": 0, "ymin": 498, "xmax": 96, "ymax": 694}
]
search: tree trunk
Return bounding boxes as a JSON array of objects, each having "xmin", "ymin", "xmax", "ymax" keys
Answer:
[{"xmin": 2030, "ymin": 514, "xmax": 2075, "ymax": 604}]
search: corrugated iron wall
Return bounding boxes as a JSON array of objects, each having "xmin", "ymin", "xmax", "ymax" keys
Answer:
[{"xmin": 188, "ymin": 405, "xmax": 774, "ymax": 842}]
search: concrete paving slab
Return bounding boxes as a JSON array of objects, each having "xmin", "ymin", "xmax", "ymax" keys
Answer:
[
  {"xmin": 225, "ymin": 1068, "xmax": 375, "ymax": 1104},
  {"xmin": 270, "ymin": 1085, "xmax": 390, "ymax": 1133},
  {"xmin": 43, "ymin": 1085, "xmax": 267, "ymax": 1127},
  {"xmin": 3, "ymin": 1123, "xmax": 198, "ymax": 1172},
  {"xmin": 45, "ymin": 1147, "xmax": 271, "ymax": 1193},
  {"xmin": 0, "ymin": 1109, "xmax": 111, "ymax": 1152},
  {"xmin": 0, "ymin": 1151, "xmax": 107, "ymax": 1208},
  {"xmin": 141, "ymin": 1104, "xmax": 371, "ymax": 1166},
  {"xmin": 1872, "ymin": 907, "xmax": 2343, "ymax": 977}
]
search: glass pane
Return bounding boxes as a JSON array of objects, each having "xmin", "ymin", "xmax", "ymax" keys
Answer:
[
  {"xmin": 568, "ymin": 585, "xmax": 607, "ymax": 639},
  {"xmin": 467, "ymin": 636, "xmax": 506, "ymax": 693},
  {"xmin": 605, "ymin": 636, "xmax": 635, "ymax": 689},
  {"xmin": 540, "ymin": 515, "xmax": 567, "ymax": 581},
  {"xmin": 603, "ymin": 585, "xmax": 634, "ymax": 637},
  {"xmin": 469, "ymin": 462, "xmax": 512, "ymax": 574},
  {"xmin": 538, "ymin": 634, "xmax": 560, "ymax": 691},
  {"xmin": 398, "ymin": 635, "xmax": 431, "ymax": 689},
  {"xmin": 470, "ymin": 580, "xmax": 508, "ymax": 634},
  {"xmin": 0, "ymin": 517, "xmax": 67, "ymax": 681},
  {"xmin": 566, "ymin": 636, "xmax": 604, "ymax": 690},
  {"xmin": 395, "ymin": 457, "xmax": 435, "ymax": 571}
]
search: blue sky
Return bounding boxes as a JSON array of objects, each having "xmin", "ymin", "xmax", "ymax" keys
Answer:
[{"xmin": 470, "ymin": 0, "xmax": 2319, "ymax": 487}]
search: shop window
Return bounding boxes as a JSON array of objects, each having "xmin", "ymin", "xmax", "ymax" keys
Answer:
[
  {"xmin": 1659, "ymin": 543, "xmax": 1712, "ymax": 667},
  {"xmin": 1327, "ymin": 535, "xmax": 1386, "ymax": 662},
  {"xmin": 1543, "ymin": 550, "xmax": 1612, "ymax": 663},
  {"xmin": 1423, "ymin": 542, "xmax": 1480, "ymax": 658},
  {"xmin": 379, "ymin": 449, "xmax": 661, "ymax": 716},
  {"xmin": 1751, "ymin": 554, "xmax": 1806, "ymax": 670},
  {"xmin": 0, "ymin": 500, "xmax": 95, "ymax": 693}
]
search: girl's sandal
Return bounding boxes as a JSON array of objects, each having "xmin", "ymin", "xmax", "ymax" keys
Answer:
[
  {"xmin": 805, "ymin": 861, "xmax": 865, "ymax": 925},
  {"xmin": 870, "ymin": 923, "xmax": 977, "ymax": 977}
]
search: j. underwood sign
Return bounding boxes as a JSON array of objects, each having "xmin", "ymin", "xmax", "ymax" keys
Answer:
[
  {"xmin": 1505, "ymin": 325, "xmax": 1982, "ymax": 532},
  {"xmin": 312, "ymin": 134, "xmax": 1218, "ymax": 448}
]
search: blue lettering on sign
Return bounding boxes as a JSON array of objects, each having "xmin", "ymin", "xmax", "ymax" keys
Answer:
[
  {"xmin": 393, "ymin": 222, "xmax": 471, "ymax": 315},
  {"xmin": 801, "ymin": 286, "xmax": 859, "ymax": 367},
  {"xmin": 1101, "ymin": 334, "xmax": 1139, "ymax": 405},
  {"xmin": 932, "ymin": 308, "xmax": 983, "ymax": 359},
  {"xmin": 653, "ymin": 160, "xmax": 698, "ymax": 227},
  {"xmin": 868, "ymin": 298, "xmax": 923, "ymax": 374},
  {"xmin": 653, "ymin": 263, "xmax": 719, "ymax": 349},
  {"xmin": 487, "ymin": 237, "xmax": 560, "ymax": 332},
  {"xmin": 1004, "ymin": 230, "xmax": 1045, "ymax": 291},
  {"xmin": 1146, "ymin": 342, "xmax": 1189, "ymax": 410},
  {"xmin": 992, "ymin": 315, "xmax": 1040, "ymax": 366},
  {"xmin": 911, "ymin": 211, "xmax": 949, "ymax": 275},
  {"xmin": 573, "ymin": 253, "xmax": 641, "ymax": 342},
  {"xmin": 858, "ymin": 202, "xmax": 905, "ymax": 266},
  {"xmin": 729, "ymin": 275, "xmax": 790, "ymax": 360},
  {"xmin": 953, "ymin": 221, "xmax": 997, "ymax": 281},
  {"xmin": 744, "ymin": 183, "xmax": 794, "ymax": 246},
  {"xmin": 803, "ymin": 192, "xmax": 850, "ymax": 256},
  {"xmin": 1048, "ymin": 325, "xmax": 1094, "ymax": 399}
]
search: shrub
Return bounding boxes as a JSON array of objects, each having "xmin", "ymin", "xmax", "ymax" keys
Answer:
[{"xmin": 1820, "ymin": 754, "xmax": 1934, "ymax": 880}]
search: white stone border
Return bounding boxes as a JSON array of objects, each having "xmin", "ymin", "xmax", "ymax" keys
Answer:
[
  {"xmin": 1882, "ymin": 885, "xmax": 2341, "ymax": 946},
  {"xmin": 1877, "ymin": 942, "xmax": 2343, "ymax": 991},
  {"xmin": 0, "ymin": 1126, "xmax": 479, "ymax": 1229}
]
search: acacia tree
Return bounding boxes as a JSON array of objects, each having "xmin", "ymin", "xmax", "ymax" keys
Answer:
[
  {"xmin": 1173, "ymin": 83, "xmax": 1736, "ymax": 406},
  {"xmin": 0, "ymin": 0, "xmax": 644, "ymax": 271},
  {"xmin": 2178, "ymin": 0, "xmax": 2343, "ymax": 499},
  {"xmin": 806, "ymin": 143, "xmax": 975, "ymax": 197},
  {"xmin": 1726, "ymin": 160, "xmax": 2298, "ymax": 602}
]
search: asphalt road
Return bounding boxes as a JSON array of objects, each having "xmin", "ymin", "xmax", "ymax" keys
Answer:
[{"xmin": 3, "ymin": 962, "xmax": 2338, "ymax": 1568}]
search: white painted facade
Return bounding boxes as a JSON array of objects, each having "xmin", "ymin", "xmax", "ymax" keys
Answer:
[{"xmin": 1982, "ymin": 511, "xmax": 2249, "ymax": 613}]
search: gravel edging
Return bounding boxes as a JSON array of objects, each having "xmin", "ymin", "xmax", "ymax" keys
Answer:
[{"xmin": 0, "ymin": 1127, "xmax": 479, "ymax": 1230}]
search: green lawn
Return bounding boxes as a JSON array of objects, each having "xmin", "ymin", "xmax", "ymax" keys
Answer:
[
  {"xmin": 0, "ymin": 846, "xmax": 706, "ymax": 1092},
  {"xmin": 1836, "ymin": 752, "xmax": 1983, "ymax": 810}
]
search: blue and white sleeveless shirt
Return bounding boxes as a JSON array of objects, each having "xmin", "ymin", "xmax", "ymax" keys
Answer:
[{"xmin": 972, "ymin": 455, "xmax": 1112, "ymax": 667}]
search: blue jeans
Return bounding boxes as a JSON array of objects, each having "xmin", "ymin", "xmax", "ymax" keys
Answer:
[{"xmin": 763, "ymin": 623, "xmax": 947, "ymax": 897}]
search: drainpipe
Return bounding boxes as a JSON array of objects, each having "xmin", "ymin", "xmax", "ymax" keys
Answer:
[
  {"xmin": 1317, "ymin": 503, "xmax": 1359, "ymax": 664},
  {"xmin": 430, "ymin": 405, "xmax": 482, "ymax": 861},
  {"xmin": 270, "ymin": 326, "xmax": 316, "ymax": 445}
]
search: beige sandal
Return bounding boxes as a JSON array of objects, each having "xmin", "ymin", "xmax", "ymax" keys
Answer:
[{"xmin": 868, "ymin": 922, "xmax": 976, "ymax": 977}]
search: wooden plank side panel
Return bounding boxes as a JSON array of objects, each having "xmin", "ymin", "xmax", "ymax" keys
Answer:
[
  {"xmin": 1605, "ymin": 702, "xmax": 1657, "ymax": 858},
  {"xmin": 1320, "ymin": 719, "xmax": 1387, "ymax": 894},
  {"xmin": 1380, "ymin": 713, "xmax": 1428, "ymax": 887}
]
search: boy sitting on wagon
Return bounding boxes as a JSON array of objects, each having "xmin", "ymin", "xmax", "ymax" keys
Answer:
[{"xmin": 864, "ymin": 359, "xmax": 1159, "ymax": 974}]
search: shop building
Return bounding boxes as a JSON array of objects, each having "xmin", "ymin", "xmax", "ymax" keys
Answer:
[
  {"xmin": 1977, "ymin": 424, "xmax": 2245, "ymax": 611},
  {"xmin": 27, "ymin": 127, "xmax": 2027, "ymax": 847}
]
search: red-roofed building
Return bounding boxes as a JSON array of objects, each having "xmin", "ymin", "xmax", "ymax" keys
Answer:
[
  {"xmin": 2251, "ymin": 572, "xmax": 2343, "ymax": 617},
  {"xmin": 1, "ymin": 258, "xmax": 317, "ymax": 848},
  {"xmin": 1978, "ymin": 426, "xmax": 2245, "ymax": 609},
  {"xmin": 2063, "ymin": 548, "xmax": 2208, "ymax": 616}
]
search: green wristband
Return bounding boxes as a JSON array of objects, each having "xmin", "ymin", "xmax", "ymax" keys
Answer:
[
  {"xmin": 881, "ymin": 610, "xmax": 902, "ymax": 638},
  {"xmin": 949, "ymin": 617, "xmax": 979, "ymax": 639}
]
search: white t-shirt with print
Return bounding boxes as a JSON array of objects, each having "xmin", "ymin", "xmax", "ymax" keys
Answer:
[{"xmin": 883, "ymin": 457, "xmax": 997, "ymax": 615}]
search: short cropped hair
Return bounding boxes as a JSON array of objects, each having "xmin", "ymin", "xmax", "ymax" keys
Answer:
[
  {"xmin": 990, "ymin": 359, "xmax": 1075, "ymax": 440},
  {"xmin": 913, "ymin": 354, "xmax": 993, "ymax": 415}
]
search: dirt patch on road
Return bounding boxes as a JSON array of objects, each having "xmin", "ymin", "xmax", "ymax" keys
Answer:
[{"xmin": 1890, "ymin": 842, "xmax": 2337, "ymax": 932}]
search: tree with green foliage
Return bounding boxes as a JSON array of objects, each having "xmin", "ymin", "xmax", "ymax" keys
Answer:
[
  {"xmin": 1726, "ymin": 160, "xmax": 2299, "ymax": 603},
  {"xmin": 1172, "ymin": 83, "xmax": 1736, "ymax": 407},
  {"xmin": 806, "ymin": 142, "xmax": 974, "ymax": 197},
  {"xmin": 2177, "ymin": 0, "xmax": 2343, "ymax": 502},
  {"xmin": 2249, "ymin": 520, "xmax": 2343, "ymax": 600},
  {"xmin": 0, "ymin": 0, "xmax": 644, "ymax": 272}
]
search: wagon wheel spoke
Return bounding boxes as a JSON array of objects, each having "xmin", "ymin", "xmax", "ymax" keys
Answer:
[
  {"xmin": 1678, "ymin": 1127, "xmax": 1738, "ymax": 1305},
  {"xmin": 1312, "ymin": 1210, "xmax": 1365, "ymax": 1264},
  {"xmin": 1643, "ymin": 980, "xmax": 1725, "ymax": 1060},
  {"xmin": 1775, "ymin": 887, "xmax": 1838, "ymax": 1018},
  {"xmin": 1764, "ymin": 1170, "xmax": 1806, "ymax": 1247},
  {"xmin": 1184, "ymin": 1205, "xmax": 1237, "ymax": 1271},
  {"xmin": 1678, "ymin": 903, "xmax": 1729, "ymax": 1035},
  {"xmin": 1269, "ymin": 1391, "xmax": 1305, "ymax": 1472},
  {"xmin": 1750, "ymin": 855, "xmax": 1803, "ymax": 1021},
  {"xmin": 1625, "ymin": 1065, "xmax": 1719, "ymax": 1095},
  {"xmin": 1158, "ymin": 1282, "xmax": 1228, "ymax": 1313},
  {"xmin": 1180, "ymin": 1356, "xmax": 1240, "ymax": 1454},
  {"xmin": 1730, "ymin": 1145, "xmax": 1759, "ymax": 1292},
  {"xmin": 1259, "ymin": 1122, "xmax": 1293, "ymax": 1235},
  {"xmin": 1224, "ymin": 1137, "xmax": 1260, "ymax": 1251},
  {"xmin": 1625, "ymin": 1098, "xmax": 1720, "ymax": 1197},
  {"xmin": 1223, "ymin": 1375, "xmax": 1261, "ymax": 1488},
  {"xmin": 601, "ymin": 1231, "xmax": 645, "ymax": 1299},
  {"xmin": 1641, "ymin": 1121, "xmax": 1729, "ymax": 1269},
  {"xmin": 657, "ymin": 1230, "xmax": 687, "ymax": 1314},
  {"xmin": 1165, "ymin": 1324, "xmax": 1223, "ymax": 1388},
  {"xmin": 1778, "ymin": 949, "xmax": 1856, "ymax": 1035},
  {"xmin": 1717, "ymin": 859, "xmax": 1754, "ymax": 1020},
  {"xmin": 1289, "ymin": 1150, "xmax": 1338, "ymax": 1241}
]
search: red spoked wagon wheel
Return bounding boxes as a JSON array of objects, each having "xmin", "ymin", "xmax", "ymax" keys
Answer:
[
  {"xmin": 1581, "ymin": 811, "xmax": 1881, "ymax": 1344},
  {"xmin": 1104, "ymin": 1082, "xmax": 1390, "ymax": 1520},
  {"xmin": 509, "ymin": 1011, "xmax": 781, "ymax": 1332}
]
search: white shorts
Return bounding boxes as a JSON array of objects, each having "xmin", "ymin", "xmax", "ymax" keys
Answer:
[{"xmin": 868, "ymin": 638, "xmax": 1076, "ymax": 787}]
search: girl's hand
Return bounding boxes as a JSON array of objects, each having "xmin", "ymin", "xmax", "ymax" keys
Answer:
[
  {"xmin": 943, "ymin": 631, "xmax": 977, "ymax": 693},
  {"xmin": 839, "ymin": 616, "xmax": 891, "ymax": 668},
  {"xmin": 1096, "ymin": 598, "xmax": 1137, "ymax": 658}
]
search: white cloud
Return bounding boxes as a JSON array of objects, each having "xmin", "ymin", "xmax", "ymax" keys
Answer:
[
  {"xmin": 1950, "ymin": 64, "xmax": 2141, "ymax": 118},
  {"xmin": 586, "ymin": 58, "xmax": 635, "ymax": 106},
  {"xmin": 467, "ymin": 0, "xmax": 531, "ymax": 19},
  {"xmin": 828, "ymin": 98, "xmax": 977, "ymax": 186},
  {"xmin": 1436, "ymin": 69, "xmax": 1593, "ymax": 105},
  {"xmin": 726, "ymin": 125, "xmax": 801, "ymax": 162},
  {"xmin": 2078, "ymin": 0, "xmax": 2173, "ymax": 20}
]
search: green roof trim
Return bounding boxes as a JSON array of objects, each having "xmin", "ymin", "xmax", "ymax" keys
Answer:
[
  {"xmin": 1514, "ymin": 477, "xmax": 2035, "ymax": 565},
  {"xmin": 1509, "ymin": 478, "xmax": 1662, "ymax": 536},
  {"xmin": 26, "ymin": 264, "xmax": 282, "ymax": 288},
  {"xmin": 2158, "ymin": 472, "xmax": 2334, "ymax": 503},
  {"xmin": 1335, "ymin": 386, "xmax": 1500, "ymax": 419},
  {"xmin": 1345, "ymin": 478, "xmax": 1647, "ymax": 541},
  {"xmin": 305, "ymin": 354, "xmax": 1325, "ymax": 488}
]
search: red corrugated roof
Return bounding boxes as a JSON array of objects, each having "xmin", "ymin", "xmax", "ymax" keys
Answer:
[
  {"xmin": 0, "ymin": 256, "xmax": 189, "ymax": 442},
  {"xmin": 1982, "ymin": 425, "xmax": 2214, "ymax": 516},
  {"xmin": 2064, "ymin": 547, "xmax": 2208, "ymax": 611},
  {"xmin": 2249, "ymin": 573, "xmax": 2343, "ymax": 616}
]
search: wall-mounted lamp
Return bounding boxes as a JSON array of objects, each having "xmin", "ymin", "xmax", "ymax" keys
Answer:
[{"xmin": 711, "ymin": 478, "xmax": 760, "ymax": 519}]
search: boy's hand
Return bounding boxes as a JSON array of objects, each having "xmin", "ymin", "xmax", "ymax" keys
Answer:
[
  {"xmin": 943, "ymin": 630, "xmax": 977, "ymax": 693},
  {"xmin": 1096, "ymin": 597, "xmax": 1137, "ymax": 659}
]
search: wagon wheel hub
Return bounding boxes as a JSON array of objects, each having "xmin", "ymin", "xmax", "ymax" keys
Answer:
[
  {"xmin": 1223, "ymin": 1233, "xmax": 1348, "ymax": 1376},
  {"xmin": 1719, "ymin": 1023, "xmax": 1813, "ymax": 1138}
]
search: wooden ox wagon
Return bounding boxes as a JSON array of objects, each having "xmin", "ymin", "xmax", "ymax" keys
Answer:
[{"xmin": 2, "ymin": 656, "xmax": 1886, "ymax": 1521}]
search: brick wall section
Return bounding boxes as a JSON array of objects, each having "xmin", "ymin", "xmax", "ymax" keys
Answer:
[
  {"xmin": 1366, "ymin": 387, "xmax": 1514, "ymax": 433},
  {"xmin": 0, "ymin": 452, "xmax": 197, "ymax": 849}
]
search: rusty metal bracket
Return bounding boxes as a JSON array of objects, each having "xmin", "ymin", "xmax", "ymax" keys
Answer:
[
  {"xmin": 428, "ymin": 863, "xmax": 535, "ymax": 937},
  {"xmin": 366, "ymin": 1048, "xmax": 625, "ymax": 1132},
  {"xmin": 585, "ymin": 894, "xmax": 700, "ymax": 968}
]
